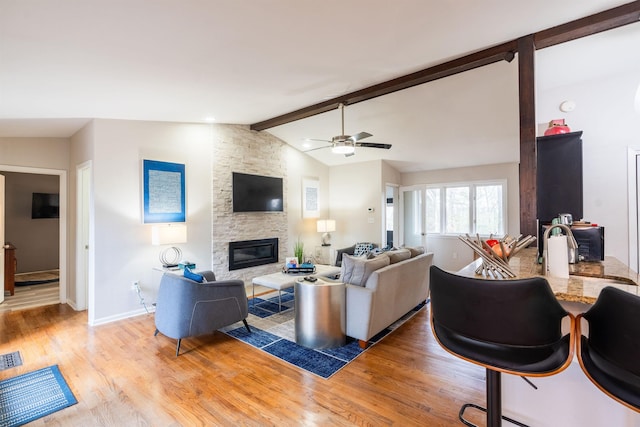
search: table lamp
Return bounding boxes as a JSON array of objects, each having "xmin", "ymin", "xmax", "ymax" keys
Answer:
[
  {"xmin": 152, "ymin": 224, "xmax": 187, "ymax": 268},
  {"xmin": 316, "ymin": 219, "xmax": 336, "ymax": 246}
]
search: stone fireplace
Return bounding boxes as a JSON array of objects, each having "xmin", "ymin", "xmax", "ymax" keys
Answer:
[{"xmin": 228, "ymin": 238, "xmax": 279, "ymax": 271}]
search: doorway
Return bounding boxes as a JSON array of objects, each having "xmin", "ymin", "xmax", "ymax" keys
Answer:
[{"xmin": 0, "ymin": 165, "xmax": 67, "ymax": 307}]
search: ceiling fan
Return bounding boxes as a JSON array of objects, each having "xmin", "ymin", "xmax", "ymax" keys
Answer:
[{"xmin": 305, "ymin": 103, "xmax": 392, "ymax": 157}]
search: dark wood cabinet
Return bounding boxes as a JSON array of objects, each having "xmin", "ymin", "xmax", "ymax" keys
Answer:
[
  {"xmin": 4, "ymin": 243, "xmax": 16, "ymax": 296},
  {"xmin": 536, "ymin": 131, "xmax": 583, "ymax": 223}
]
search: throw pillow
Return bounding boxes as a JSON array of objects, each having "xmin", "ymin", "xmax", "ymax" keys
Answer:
[
  {"xmin": 183, "ymin": 267, "xmax": 204, "ymax": 283},
  {"xmin": 407, "ymin": 246, "xmax": 425, "ymax": 258},
  {"xmin": 354, "ymin": 242, "xmax": 375, "ymax": 257},
  {"xmin": 341, "ymin": 253, "xmax": 390, "ymax": 287},
  {"xmin": 340, "ymin": 254, "xmax": 355, "ymax": 283},
  {"xmin": 386, "ymin": 248, "xmax": 412, "ymax": 264}
]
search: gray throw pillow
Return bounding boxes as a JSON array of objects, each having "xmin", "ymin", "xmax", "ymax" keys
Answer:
[{"xmin": 341, "ymin": 253, "xmax": 390, "ymax": 287}]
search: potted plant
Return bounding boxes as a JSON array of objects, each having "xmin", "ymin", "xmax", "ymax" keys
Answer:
[{"xmin": 294, "ymin": 240, "xmax": 304, "ymax": 265}]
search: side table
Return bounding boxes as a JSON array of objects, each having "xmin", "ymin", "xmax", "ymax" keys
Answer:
[{"xmin": 294, "ymin": 278, "xmax": 345, "ymax": 349}]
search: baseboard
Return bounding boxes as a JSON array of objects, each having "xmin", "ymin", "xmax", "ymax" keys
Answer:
[{"xmin": 89, "ymin": 306, "xmax": 156, "ymax": 326}]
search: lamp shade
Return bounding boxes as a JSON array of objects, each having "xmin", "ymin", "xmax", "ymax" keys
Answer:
[
  {"xmin": 151, "ymin": 224, "xmax": 187, "ymax": 245},
  {"xmin": 316, "ymin": 219, "xmax": 336, "ymax": 233}
]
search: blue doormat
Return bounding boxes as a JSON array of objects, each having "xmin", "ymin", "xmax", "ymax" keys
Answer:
[
  {"xmin": 225, "ymin": 289, "xmax": 426, "ymax": 379},
  {"xmin": 0, "ymin": 365, "xmax": 77, "ymax": 427},
  {"xmin": 0, "ymin": 352, "xmax": 22, "ymax": 371}
]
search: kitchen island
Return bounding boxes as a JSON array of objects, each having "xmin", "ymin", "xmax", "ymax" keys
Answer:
[
  {"xmin": 457, "ymin": 247, "xmax": 639, "ymax": 304},
  {"xmin": 454, "ymin": 247, "xmax": 640, "ymax": 426}
]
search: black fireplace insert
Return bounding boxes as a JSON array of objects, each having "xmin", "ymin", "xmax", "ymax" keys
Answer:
[{"xmin": 229, "ymin": 238, "xmax": 279, "ymax": 270}]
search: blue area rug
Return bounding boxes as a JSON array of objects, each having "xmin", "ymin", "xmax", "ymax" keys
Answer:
[
  {"xmin": 224, "ymin": 289, "xmax": 426, "ymax": 379},
  {"xmin": 0, "ymin": 365, "xmax": 77, "ymax": 427}
]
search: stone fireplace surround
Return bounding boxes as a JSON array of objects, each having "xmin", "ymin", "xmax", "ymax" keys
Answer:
[{"xmin": 211, "ymin": 125, "xmax": 289, "ymax": 281}]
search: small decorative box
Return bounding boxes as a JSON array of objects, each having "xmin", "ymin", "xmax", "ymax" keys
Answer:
[{"xmin": 179, "ymin": 262, "xmax": 196, "ymax": 270}]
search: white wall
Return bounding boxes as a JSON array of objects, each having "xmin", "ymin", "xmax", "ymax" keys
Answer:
[
  {"xmin": 90, "ymin": 119, "xmax": 213, "ymax": 323},
  {"xmin": 285, "ymin": 141, "xmax": 331, "ymax": 262},
  {"xmin": 329, "ymin": 160, "xmax": 384, "ymax": 253}
]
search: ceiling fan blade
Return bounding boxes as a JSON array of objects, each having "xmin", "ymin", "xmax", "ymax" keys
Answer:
[
  {"xmin": 306, "ymin": 138, "xmax": 332, "ymax": 143},
  {"xmin": 303, "ymin": 145, "xmax": 331, "ymax": 153},
  {"xmin": 349, "ymin": 132, "xmax": 373, "ymax": 142},
  {"xmin": 355, "ymin": 142, "xmax": 392, "ymax": 149}
]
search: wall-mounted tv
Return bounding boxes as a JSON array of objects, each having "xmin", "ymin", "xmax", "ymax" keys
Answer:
[
  {"xmin": 32, "ymin": 192, "xmax": 60, "ymax": 219},
  {"xmin": 232, "ymin": 172, "xmax": 283, "ymax": 212}
]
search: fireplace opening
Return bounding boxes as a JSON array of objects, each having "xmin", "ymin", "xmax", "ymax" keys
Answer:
[{"xmin": 229, "ymin": 238, "xmax": 279, "ymax": 270}]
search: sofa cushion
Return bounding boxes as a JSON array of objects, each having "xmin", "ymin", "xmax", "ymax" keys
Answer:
[
  {"xmin": 353, "ymin": 242, "xmax": 375, "ymax": 257},
  {"xmin": 341, "ymin": 254, "xmax": 390, "ymax": 287},
  {"xmin": 407, "ymin": 246, "xmax": 425, "ymax": 258},
  {"xmin": 386, "ymin": 248, "xmax": 412, "ymax": 264},
  {"xmin": 183, "ymin": 268, "xmax": 204, "ymax": 283}
]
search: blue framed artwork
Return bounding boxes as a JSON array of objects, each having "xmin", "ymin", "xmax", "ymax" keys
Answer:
[{"xmin": 142, "ymin": 159, "xmax": 186, "ymax": 223}]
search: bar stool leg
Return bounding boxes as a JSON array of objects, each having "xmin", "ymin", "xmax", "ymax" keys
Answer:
[{"xmin": 459, "ymin": 369, "xmax": 529, "ymax": 427}]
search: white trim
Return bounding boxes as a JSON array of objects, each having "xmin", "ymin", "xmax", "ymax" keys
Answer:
[
  {"xmin": 627, "ymin": 147, "xmax": 640, "ymax": 272},
  {"xmin": 0, "ymin": 164, "xmax": 67, "ymax": 304},
  {"xmin": 90, "ymin": 306, "xmax": 156, "ymax": 327},
  {"xmin": 76, "ymin": 161, "xmax": 92, "ymax": 315}
]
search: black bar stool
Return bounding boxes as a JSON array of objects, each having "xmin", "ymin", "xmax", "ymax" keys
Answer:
[
  {"xmin": 576, "ymin": 286, "xmax": 640, "ymax": 412},
  {"xmin": 429, "ymin": 266, "xmax": 575, "ymax": 427}
]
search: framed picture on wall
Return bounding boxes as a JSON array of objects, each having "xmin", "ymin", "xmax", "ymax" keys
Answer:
[
  {"xmin": 302, "ymin": 177, "xmax": 319, "ymax": 218},
  {"xmin": 142, "ymin": 159, "xmax": 186, "ymax": 223}
]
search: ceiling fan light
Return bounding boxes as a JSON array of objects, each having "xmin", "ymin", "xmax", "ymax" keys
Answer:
[{"xmin": 332, "ymin": 141, "xmax": 355, "ymax": 154}]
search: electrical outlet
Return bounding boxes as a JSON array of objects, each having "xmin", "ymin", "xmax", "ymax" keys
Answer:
[{"xmin": 315, "ymin": 247, "xmax": 322, "ymax": 257}]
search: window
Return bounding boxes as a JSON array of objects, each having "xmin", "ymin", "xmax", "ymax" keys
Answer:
[
  {"xmin": 425, "ymin": 188, "xmax": 441, "ymax": 233},
  {"xmin": 426, "ymin": 181, "xmax": 506, "ymax": 236}
]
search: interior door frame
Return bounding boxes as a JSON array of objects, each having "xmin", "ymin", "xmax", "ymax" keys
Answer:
[
  {"xmin": 627, "ymin": 147, "xmax": 640, "ymax": 272},
  {"xmin": 0, "ymin": 164, "xmax": 67, "ymax": 304},
  {"xmin": 399, "ymin": 184, "xmax": 427, "ymax": 248},
  {"xmin": 1, "ymin": 174, "xmax": 5, "ymax": 305},
  {"xmin": 75, "ymin": 161, "xmax": 92, "ymax": 313}
]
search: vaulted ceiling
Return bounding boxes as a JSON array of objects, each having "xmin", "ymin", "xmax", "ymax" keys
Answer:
[{"xmin": 1, "ymin": 0, "xmax": 638, "ymax": 172}]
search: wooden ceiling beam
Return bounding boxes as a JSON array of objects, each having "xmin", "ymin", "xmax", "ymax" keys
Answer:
[
  {"xmin": 250, "ymin": 1, "xmax": 640, "ymax": 131},
  {"xmin": 250, "ymin": 41, "xmax": 517, "ymax": 131},
  {"xmin": 534, "ymin": 0, "xmax": 640, "ymax": 50}
]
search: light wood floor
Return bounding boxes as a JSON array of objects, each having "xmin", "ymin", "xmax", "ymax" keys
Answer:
[
  {"xmin": 1, "ymin": 270, "xmax": 60, "ymax": 313},
  {"xmin": 0, "ymin": 303, "xmax": 487, "ymax": 426}
]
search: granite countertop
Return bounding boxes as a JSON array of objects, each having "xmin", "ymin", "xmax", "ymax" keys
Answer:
[{"xmin": 457, "ymin": 247, "xmax": 639, "ymax": 305}]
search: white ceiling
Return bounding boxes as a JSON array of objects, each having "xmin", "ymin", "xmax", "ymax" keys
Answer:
[{"xmin": 1, "ymin": 0, "xmax": 638, "ymax": 172}]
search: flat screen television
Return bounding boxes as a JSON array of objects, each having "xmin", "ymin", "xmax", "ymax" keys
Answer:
[
  {"xmin": 232, "ymin": 172, "xmax": 283, "ymax": 212},
  {"xmin": 32, "ymin": 192, "xmax": 60, "ymax": 219}
]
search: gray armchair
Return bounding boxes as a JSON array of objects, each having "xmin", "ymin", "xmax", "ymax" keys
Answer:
[{"xmin": 154, "ymin": 270, "xmax": 251, "ymax": 356}]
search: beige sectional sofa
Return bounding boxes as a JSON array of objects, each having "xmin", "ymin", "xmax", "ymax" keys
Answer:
[{"xmin": 338, "ymin": 248, "xmax": 434, "ymax": 347}]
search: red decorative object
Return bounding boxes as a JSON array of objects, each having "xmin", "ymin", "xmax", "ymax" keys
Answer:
[{"xmin": 544, "ymin": 119, "xmax": 571, "ymax": 136}]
